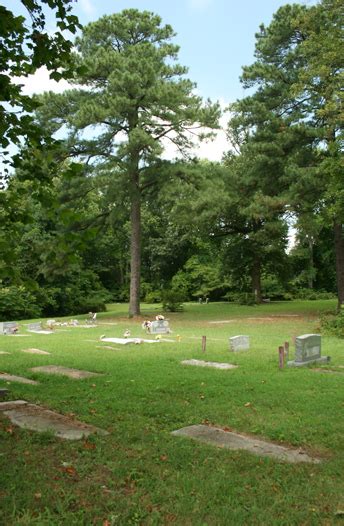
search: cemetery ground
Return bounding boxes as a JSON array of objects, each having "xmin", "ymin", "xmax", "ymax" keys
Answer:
[{"xmin": 0, "ymin": 300, "xmax": 344, "ymax": 525}]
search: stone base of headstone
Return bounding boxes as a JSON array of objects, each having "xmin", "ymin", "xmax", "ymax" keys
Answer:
[{"xmin": 287, "ymin": 356, "xmax": 330, "ymax": 367}]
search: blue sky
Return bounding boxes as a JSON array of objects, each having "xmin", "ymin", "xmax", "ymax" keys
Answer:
[
  {"xmin": 3, "ymin": 0, "xmax": 317, "ymax": 165},
  {"xmin": 74, "ymin": 0, "xmax": 318, "ymax": 103},
  {"xmin": 6, "ymin": 0, "xmax": 317, "ymax": 104}
]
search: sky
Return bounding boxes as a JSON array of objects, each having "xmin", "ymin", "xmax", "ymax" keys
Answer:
[{"xmin": 4, "ymin": 0, "xmax": 318, "ymax": 161}]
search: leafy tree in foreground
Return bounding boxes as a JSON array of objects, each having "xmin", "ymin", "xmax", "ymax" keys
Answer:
[
  {"xmin": 0, "ymin": 0, "xmax": 81, "ymax": 178},
  {"xmin": 37, "ymin": 9, "xmax": 220, "ymax": 316}
]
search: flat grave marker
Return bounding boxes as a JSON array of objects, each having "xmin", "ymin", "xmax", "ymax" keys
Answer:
[
  {"xmin": 181, "ymin": 359, "xmax": 238, "ymax": 370},
  {"xmin": 30, "ymin": 365, "xmax": 102, "ymax": 379},
  {"xmin": 172, "ymin": 425, "xmax": 321, "ymax": 464},
  {"xmin": 21, "ymin": 348, "xmax": 51, "ymax": 355},
  {"xmin": 0, "ymin": 373, "xmax": 39, "ymax": 385},
  {"xmin": 0, "ymin": 400, "xmax": 109, "ymax": 440}
]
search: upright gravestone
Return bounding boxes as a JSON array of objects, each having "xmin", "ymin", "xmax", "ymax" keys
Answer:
[
  {"xmin": 150, "ymin": 320, "xmax": 170, "ymax": 334},
  {"xmin": 287, "ymin": 334, "xmax": 330, "ymax": 367},
  {"xmin": 229, "ymin": 335, "xmax": 250, "ymax": 352},
  {"xmin": 0, "ymin": 322, "xmax": 18, "ymax": 335}
]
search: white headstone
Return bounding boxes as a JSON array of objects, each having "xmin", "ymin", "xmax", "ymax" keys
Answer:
[{"xmin": 229, "ymin": 335, "xmax": 250, "ymax": 352}]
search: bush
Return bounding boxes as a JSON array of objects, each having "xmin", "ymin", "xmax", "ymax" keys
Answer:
[
  {"xmin": 321, "ymin": 308, "xmax": 344, "ymax": 338},
  {"xmin": 235, "ymin": 292, "xmax": 257, "ymax": 306},
  {"xmin": 162, "ymin": 289, "xmax": 184, "ymax": 312},
  {"xmin": 50, "ymin": 272, "xmax": 111, "ymax": 315},
  {"xmin": 144, "ymin": 290, "xmax": 162, "ymax": 303},
  {"xmin": 292, "ymin": 288, "xmax": 336, "ymax": 301},
  {"xmin": 0, "ymin": 286, "xmax": 42, "ymax": 320}
]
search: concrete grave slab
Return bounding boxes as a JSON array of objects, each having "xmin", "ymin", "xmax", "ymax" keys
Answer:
[
  {"xmin": 181, "ymin": 359, "xmax": 238, "ymax": 370},
  {"xmin": 0, "ymin": 373, "xmax": 39, "ymax": 385},
  {"xmin": 0, "ymin": 400, "xmax": 28, "ymax": 409},
  {"xmin": 100, "ymin": 337, "xmax": 159, "ymax": 345},
  {"xmin": 0, "ymin": 400, "xmax": 109, "ymax": 440},
  {"xmin": 30, "ymin": 365, "xmax": 102, "ymax": 379},
  {"xmin": 209, "ymin": 320, "xmax": 236, "ymax": 324},
  {"xmin": 311, "ymin": 368, "xmax": 344, "ymax": 375},
  {"xmin": 172, "ymin": 425, "xmax": 321, "ymax": 464},
  {"xmin": 21, "ymin": 348, "xmax": 51, "ymax": 355},
  {"xmin": 96, "ymin": 345, "xmax": 122, "ymax": 351}
]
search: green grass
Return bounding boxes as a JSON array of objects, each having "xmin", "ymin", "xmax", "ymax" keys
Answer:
[{"xmin": 1, "ymin": 300, "xmax": 344, "ymax": 525}]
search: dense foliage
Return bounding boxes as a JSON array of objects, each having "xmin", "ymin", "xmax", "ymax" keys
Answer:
[{"xmin": 0, "ymin": 0, "xmax": 342, "ymax": 319}]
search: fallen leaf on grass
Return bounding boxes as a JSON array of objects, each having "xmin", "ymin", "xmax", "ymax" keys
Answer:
[
  {"xmin": 6, "ymin": 426, "xmax": 14, "ymax": 434},
  {"xmin": 34, "ymin": 492, "xmax": 42, "ymax": 500},
  {"xmin": 244, "ymin": 402, "xmax": 251, "ymax": 407},
  {"xmin": 160, "ymin": 455, "xmax": 168, "ymax": 462},
  {"xmin": 83, "ymin": 441, "xmax": 96, "ymax": 450}
]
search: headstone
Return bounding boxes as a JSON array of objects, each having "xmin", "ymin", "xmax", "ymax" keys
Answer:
[
  {"xmin": 150, "ymin": 319, "xmax": 170, "ymax": 334},
  {"xmin": 0, "ymin": 321, "xmax": 18, "ymax": 335},
  {"xmin": 28, "ymin": 322, "xmax": 42, "ymax": 332},
  {"xmin": 287, "ymin": 334, "xmax": 330, "ymax": 367},
  {"xmin": 229, "ymin": 335, "xmax": 250, "ymax": 352},
  {"xmin": 27, "ymin": 322, "xmax": 53, "ymax": 334}
]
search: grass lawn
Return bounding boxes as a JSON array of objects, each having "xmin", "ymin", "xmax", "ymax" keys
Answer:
[{"xmin": 1, "ymin": 300, "xmax": 344, "ymax": 525}]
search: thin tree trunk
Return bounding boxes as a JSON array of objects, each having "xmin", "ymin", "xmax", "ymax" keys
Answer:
[
  {"xmin": 251, "ymin": 253, "xmax": 262, "ymax": 303},
  {"xmin": 129, "ymin": 181, "xmax": 141, "ymax": 317},
  {"xmin": 334, "ymin": 222, "xmax": 344, "ymax": 311},
  {"xmin": 308, "ymin": 237, "xmax": 314, "ymax": 289}
]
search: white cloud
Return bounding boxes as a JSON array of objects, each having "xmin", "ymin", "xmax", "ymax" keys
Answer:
[
  {"xmin": 161, "ymin": 98, "xmax": 230, "ymax": 162},
  {"xmin": 79, "ymin": 0, "xmax": 96, "ymax": 16},
  {"xmin": 12, "ymin": 67, "xmax": 72, "ymax": 96},
  {"xmin": 188, "ymin": 0, "xmax": 213, "ymax": 10}
]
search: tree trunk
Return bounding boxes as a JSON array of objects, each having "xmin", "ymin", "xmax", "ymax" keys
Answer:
[
  {"xmin": 334, "ymin": 222, "xmax": 344, "ymax": 311},
  {"xmin": 129, "ymin": 181, "xmax": 141, "ymax": 317},
  {"xmin": 251, "ymin": 253, "xmax": 262, "ymax": 303},
  {"xmin": 308, "ymin": 237, "xmax": 314, "ymax": 289}
]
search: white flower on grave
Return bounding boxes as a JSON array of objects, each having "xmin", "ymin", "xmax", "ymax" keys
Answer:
[
  {"xmin": 124, "ymin": 329, "xmax": 131, "ymax": 338},
  {"xmin": 156, "ymin": 315, "xmax": 165, "ymax": 321}
]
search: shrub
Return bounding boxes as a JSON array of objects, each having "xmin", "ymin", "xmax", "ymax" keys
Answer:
[
  {"xmin": 235, "ymin": 292, "xmax": 257, "ymax": 306},
  {"xmin": 321, "ymin": 308, "xmax": 344, "ymax": 338},
  {"xmin": 0, "ymin": 286, "xmax": 41, "ymax": 320},
  {"xmin": 162, "ymin": 289, "xmax": 184, "ymax": 312},
  {"xmin": 144, "ymin": 290, "xmax": 162, "ymax": 303}
]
